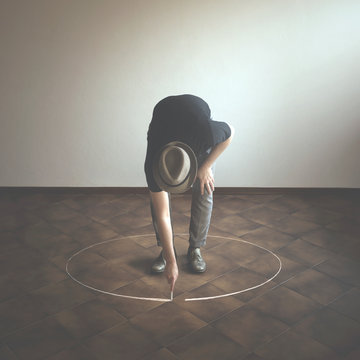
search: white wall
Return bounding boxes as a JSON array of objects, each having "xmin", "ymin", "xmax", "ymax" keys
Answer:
[{"xmin": 1, "ymin": 0, "xmax": 359, "ymax": 187}]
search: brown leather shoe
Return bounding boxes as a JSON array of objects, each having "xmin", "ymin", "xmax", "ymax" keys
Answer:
[
  {"xmin": 187, "ymin": 247, "xmax": 206, "ymax": 273},
  {"xmin": 151, "ymin": 248, "xmax": 177, "ymax": 273},
  {"xmin": 151, "ymin": 251, "xmax": 166, "ymax": 273}
]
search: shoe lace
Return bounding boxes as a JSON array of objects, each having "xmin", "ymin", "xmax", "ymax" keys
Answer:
[{"xmin": 191, "ymin": 249, "xmax": 202, "ymax": 261}]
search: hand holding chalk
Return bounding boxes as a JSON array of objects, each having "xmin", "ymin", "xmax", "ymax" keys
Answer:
[{"xmin": 165, "ymin": 261, "xmax": 178, "ymax": 298}]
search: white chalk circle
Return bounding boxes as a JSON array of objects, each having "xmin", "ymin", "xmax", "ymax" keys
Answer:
[{"xmin": 66, "ymin": 234, "xmax": 282, "ymax": 302}]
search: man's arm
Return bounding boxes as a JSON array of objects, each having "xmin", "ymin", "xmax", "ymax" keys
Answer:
[
  {"xmin": 197, "ymin": 125, "xmax": 235, "ymax": 195},
  {"xmin": 150, "ymin": 191, "xmax": 178, "ymax": 291}
]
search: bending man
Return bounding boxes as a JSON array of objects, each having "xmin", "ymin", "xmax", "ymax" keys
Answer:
[{"xmin": 144, "ymin": 94, "xmax": 234, "ymax": 291}]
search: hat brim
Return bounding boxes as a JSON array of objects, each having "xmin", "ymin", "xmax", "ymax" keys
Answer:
[{"xmin": 153, "ymin": 141, "xmax": 198, "ymax": 194}]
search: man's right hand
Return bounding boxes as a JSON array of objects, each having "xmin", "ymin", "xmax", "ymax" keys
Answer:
[{"xmin": 165, "ymin": 261, "xmax": 178, "ymax": 292}]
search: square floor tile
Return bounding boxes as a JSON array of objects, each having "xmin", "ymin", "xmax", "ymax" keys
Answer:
[
  {"xmin": 0, "ymin": 231, "xmax": 23, "ymax": 252},
  {"xmin": 35, "ymin": 203, "xmax": 83, "ymax": 222},
  {"xmin": 30, "ymin": 278, "xmax": 97, "ymax": 315},
  {"xmin": 20, "ymin": 261, "xmax": 68, "ymax": 292},
  {"xmin": 96, "ymin": 279, "xmax": 165, "ymax": 319},
  {"xmin": 242, "ymin": 353, "xmax": 266, "ymax": 360},
  {"xmin": 0, "ymin": 273, "xmax": 27, "ymax": 303},
  {"xmin": 119, "ymin": 251, "xmax": 160, "ymax": 279},
  {"xmin": 293, "ymin": 308, "xmax": 360, "ymax": 355},
  {"xmin": 214, "ymin": 238, "xmax": 269, "ymax": 267},
  {"xmin": 48, "ymin": 214, "xmax": 93, "ymax": 235},
  {"xmin": 109, "ymin": 195, "xmax": 148, "ymax": 213},
  {"xmin": 131, "ymin": 233, "xmax": 159, "ymax": 249},
  {"xmin": 2, "ymin": 255, "xmax": 66, "ymax": 295},
  {"xmin": 25, "ymin": 232, "xmax": 82, "ymax": 259},
  {"xmin": 266, "ymin": 196, "xmax": 312, "ymax": 213},
  {"xmin": 306, "ymin": 194, "xmax": 355, "ymax": 212},
  {"xmin": 340, "ymin": 239, "xmax": 360, "ymax": 262},
  {"xmin": 291, "ymin": 206, "xmax": 344, "ymax": 225},
  {"xmin": 0, "ymin": 345, "xmax": 17, "ymax": 360},
  {"xmin": 342, "ymin": 346, "xmax": 360, "ymax": 360},
  {"xmin": 241, "ymin": 226, "xmax": 295, "ymax": 251},
  {"xmin": 0, "ymin": 246, "xmax": 47, "ymax": 279},
  {"xmin": 62, "ymin": 194, "xmax": 115, "ymax": 210},
  {"xmin": 267, "ymin": 216, "xmax": 321, "ymax": 237},
  {"xmin": 44, "ymin": 344, "xmax": 98, "ymax": 360},
  {"xmin": 235, "ymin": 194, "xmax": 282, "ymax": 203},
  {"xmin": 209, "ymin": 267, "xmax": 276, "ymax": 302},
  {"xmin": 74, "ymin": 259, "xmax": 138, "ymax": 293},
  {"xmin": 130, "ymin": 302, "xmax": 207, "ymax": 346},
  {"xmin": 270, "ymin": 255, "xmax": 308, "ymax": 284},
  {"xmin": 314, "ymin": 255, "xmax": 360, "ymax": 287},
  {"xmin": 240, "ymin": 205, "xmax": 288, "ymax": 226},
  {"xmin": 120, "ymin": 276, "xmax": 170, "ymax": 300},
  {"xmin": 213, "ymin": 196, "xmax": 258, "ymax": 216},
  {"xmin": 84, "ymin": 321, "xmax": 160, "ymax": 360},
  {"xmin": 284, "ymin": 269, "xmax": 351, "ymax": 305},
  {"xmin": 212, "ymin": 215, "xmax": 260, "ymax": 237},
  {"xmin": 0, "ymin": 294, "xmax": 48, "ymax": 338},
  {"xmin": 107, "ymin": 212, "xmax": 152, "ymax": 233},
  {"xmin": 5, "ymin": 317, "xmax": 75, "ymax": 360},
  {"xmin": 0, "ymin": 210, "xmax": 41, "ymax": 232},
  {"xmin": 328, "ymin": 288, "xmax": 360, "ymax": 322},
  {"xmin": 326, "ymin": 218, "xmax": 360, "ymax": 238},
  {"xmin": 72, "ymin": 222, "xmax": 118, "ymax": 246},
  {"xmin": 243, "ymin": 252, "xmax": 284, "ymax": 282},
  {"xmin": 93, "ymin": 236, "xmax": 151, "ymax": 262},
  {"xmin": 83, "ymin": 202, "xmax": 127, "ymax": 222},
  {"xmin": 248, "ymin": 285, "xmax": 321, "ymax": 325},
  {"xmin": 140, "ymin": 347, "xmax": 178, "ymax": 360},
  {"xmin": 198, "ymin": 243, "xmax": 245, "ymax": 274},
  {"xmin": 0, "ymin": 198, "xmax": 18, "ymax": 214},
  {"xmin": 54, "ymin": 299, "xmax": 127, "ymax": 339},
  {"xmin": 213, "ymin": 305, "xmax": 289, "ymax": 352},
  {"xmin": 63, "ymin": 248, "xmax": 108, "ymax": 276},
  {"xmin": 300, "ymin": 228, "xmax": 354, "ymax": 253},
  {"xmin": 277, "ymin": 238, "xmax": 335, "ymax": 267},
  {"xmin": 169, "ymin": 194, "xmax": 192, "ymax": 214},
  {"xmin": 168, "ymin": 324, "xmax": 247, "ymax": 360},
  {"xmin": 254, "ymin": 329, "xmax": 341, "ymax": 360},
  {"xmin": 15, "ymin": 193, "xmax": 61, "ymax": 211},
  {"xmin": 19, "ymin": 220, "xmax": 63, "ymax": 244}
]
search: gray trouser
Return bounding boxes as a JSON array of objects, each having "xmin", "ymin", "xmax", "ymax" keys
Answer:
[{"xmin": 150, "ymin": 152, "xmax": 214, "ymax": 248}]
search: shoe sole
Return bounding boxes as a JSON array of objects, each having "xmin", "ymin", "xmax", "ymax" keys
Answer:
[
  {"xmin": 191, "ymin": 269, "xmax": 206, "ymax": 273},
  {"xmin": 151, "ymin": 268, "xmax": 165, "ymax": 274},
  {"xmin": 188, "ymin": 262, "xmax": 207, "ymax": 273}
]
